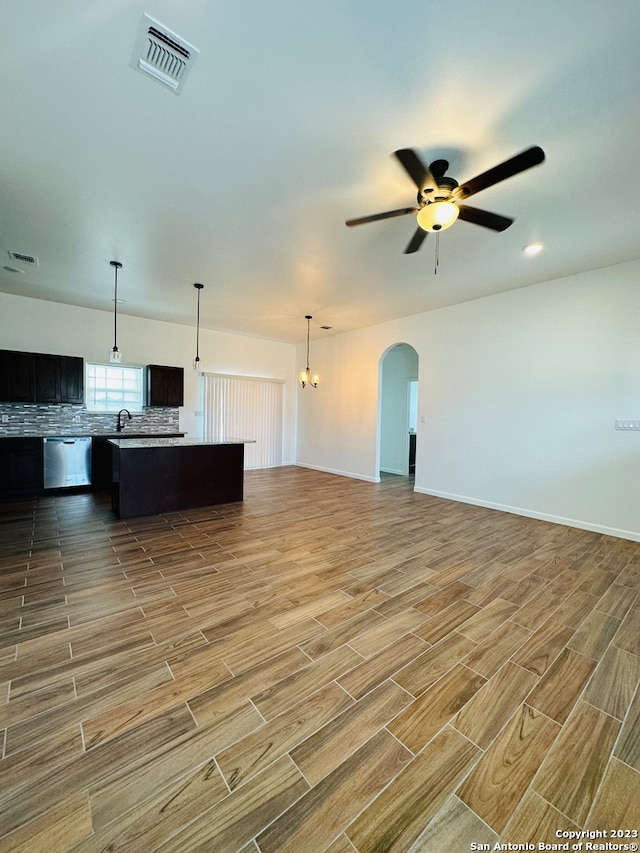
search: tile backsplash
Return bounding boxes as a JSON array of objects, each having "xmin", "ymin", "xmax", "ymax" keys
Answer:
[{"xmin": 0, "ymin": 403, "xmax": 180, "ymax": 436}]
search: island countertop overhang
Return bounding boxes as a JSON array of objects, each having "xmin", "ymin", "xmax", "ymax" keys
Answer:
[{"xmin": 108, "ymin": 437, "xmax": 255, "ymax": 449}]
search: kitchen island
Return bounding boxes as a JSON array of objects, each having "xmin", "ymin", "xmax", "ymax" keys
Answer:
[{"xmin": 108, "ymin": 437, "xmax": 254, "ymax": 519}]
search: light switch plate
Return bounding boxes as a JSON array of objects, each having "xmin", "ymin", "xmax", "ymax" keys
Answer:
[{"xmin": 615, "ymin": 419, "xmax": 640, "ymax": 431}]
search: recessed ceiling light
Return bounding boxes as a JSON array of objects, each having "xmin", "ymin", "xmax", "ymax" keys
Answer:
[{"xmin": 523, "ymin": 242, "xmax": 543, "ymax": 257}]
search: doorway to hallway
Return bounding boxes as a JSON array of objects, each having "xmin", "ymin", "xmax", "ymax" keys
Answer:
[{"xmin": 378, "ymin": 343, "xmax": 419, "ymax": 479}]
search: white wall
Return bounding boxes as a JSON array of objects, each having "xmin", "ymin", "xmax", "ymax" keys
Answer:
[
  {"xmin": 296, "ymin": 259, "xmax": 640, "ymax": 540},
  {"xmin": 296, "ymin": 326, "xmax": 382, "ymax": 481},
  {"xmin": 0, "ymin": 293, "xmax": 298, "ymax": 463}
]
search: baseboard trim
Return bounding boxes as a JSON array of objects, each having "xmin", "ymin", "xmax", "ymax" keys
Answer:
[
  {"xmin": 295, "ymin": 462, "xmax": 380, "ymax": 483},
  {"xmin": 414, "ymin": 487, "xmax": 640, "ymax": 542}
]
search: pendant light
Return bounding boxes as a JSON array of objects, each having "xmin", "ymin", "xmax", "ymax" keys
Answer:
[
  {"xmin": 109, "ymin": 261, "xmax": 123, "ymax": 363},
  {"xmin": 193, "ymin": 282, "xmax": 204, "ymax": 370},
  {"xmin": 298, "ymin": 315, "xmax": 319, "ymax": 389}
]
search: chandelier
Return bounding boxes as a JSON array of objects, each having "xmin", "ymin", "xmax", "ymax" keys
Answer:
[{"xmin": 298, "ymin": 315, "xmax": 319, "ymax": 389}]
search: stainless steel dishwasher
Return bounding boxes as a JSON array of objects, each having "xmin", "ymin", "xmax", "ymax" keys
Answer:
[{"xmin": 43, "ymin": 437, "xmax": 92, "ymax": 488}]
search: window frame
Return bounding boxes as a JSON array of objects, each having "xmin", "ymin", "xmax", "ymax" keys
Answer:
[{"xmin": 84, "ymin": 362, "xmax": 145, "ymax": 413}]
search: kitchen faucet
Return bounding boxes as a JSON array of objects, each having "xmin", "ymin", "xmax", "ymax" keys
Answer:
[{"xmin": 116, "ymin": 409, "xmax": 132, "ymax": 432}]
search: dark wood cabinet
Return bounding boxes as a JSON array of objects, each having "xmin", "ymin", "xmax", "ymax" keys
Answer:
[
  {"xmin": 111, "ymin": 441, "xmax": 244, "ymax": 518},
  {"xmin": 35, "ymin": 354, "xmax": 84, "ymax": 404},
  {"xmin": 59, "ymin": 356, "xmax": 84, "ymax": 404},
  {"xmin": 0, "ymin": 350, "xmax": 36, "ymax": 403},
  {"xmin": 35, "ymin": 354, "xmax": 61, "ymax": 403},
  {"xmin": 90, "ymin": 437, "xmax": 112, "ymax": 490},
  {"xmin": 0, "ymin": 350, "xmax": 83, "ymax": 404},
  {"xmin": 0, "ymin": 438, "xmax": 44, "ymax": 500},
  {"xmin": 146, "ymin": 365, "xmax": 184, "ymax": 407},
  {"xmin": 91, "ymin": 432, "xmax": 184, "ymax": 490}
]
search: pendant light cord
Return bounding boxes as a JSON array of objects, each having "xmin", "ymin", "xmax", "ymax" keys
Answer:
[
  {"xmin": 113, "ymin": 265, "xmax": 118, "ymax": 347},
  {"xmin": 196, "ymin": 286, "xmax": 201, "ymax": 360},
  {"xmin": 193, "ymin": 283, "xmax": 204, "ymax": 366},
  {"xmin": 110, "ymin": 260, "xmax": 122, "ymax": 355}
]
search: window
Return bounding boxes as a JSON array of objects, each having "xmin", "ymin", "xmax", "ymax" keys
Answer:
[{"xmin": 85, "ymin": 363, "xmax": 144, "ymax": 413}]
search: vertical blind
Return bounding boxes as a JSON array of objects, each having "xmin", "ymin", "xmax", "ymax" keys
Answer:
[{"xmin": 202, "ymin": 373, "xmax": 284, "ymax": 469}]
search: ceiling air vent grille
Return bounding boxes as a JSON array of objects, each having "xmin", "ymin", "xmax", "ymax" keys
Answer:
[
  {"xmin": 8, "ymin": 251, "xmax": 39, "ymax": 266},
  {"xmin": 130, "ymin": 14, "xmax": 199, "ymax": 94}
]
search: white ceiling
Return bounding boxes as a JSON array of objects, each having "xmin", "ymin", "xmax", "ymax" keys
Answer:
[{"xmin": 1, "ymin": 1, "xmax": 639, "ymax": 345}]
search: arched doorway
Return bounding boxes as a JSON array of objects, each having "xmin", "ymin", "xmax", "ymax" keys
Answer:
[{"xmin": 378, "ymin": 343, "xmax": 419, "ymax": 478}]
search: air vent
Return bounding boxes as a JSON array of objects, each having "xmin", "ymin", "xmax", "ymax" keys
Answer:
[
  {"xmin": 7, "ymin": 251, "xmax": 39, "ymax": 266},
  {"xmin": 130, "ymin": 13, "xmax": 199, "ymax": 94}
]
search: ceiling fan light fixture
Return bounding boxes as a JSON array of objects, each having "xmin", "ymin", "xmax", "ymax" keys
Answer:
[{"xmin": 416, "ymin": 201, "xmax": 460, "ymax": 232}]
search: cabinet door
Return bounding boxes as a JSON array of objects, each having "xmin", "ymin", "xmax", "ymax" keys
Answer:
[
  {"xmin": 146, "ymin": 365, "xmax": 184, "ymax": 407},
  {"xmin": 60, "ymin": 356, "xmax": 84, "ymax": 403},
  {"xmin": 91, "ymin": 437, "xmax": 112, "ymax": 489},
  {"xmin": 164, "ymin": 367, "xmax": 184, "ymax": 407},
  {"xmin": 146, "ymin": 365, "xmax": 166, "ymax": 406},
  {"xmin": 0, "ymin": 438, "xmax": 44, "ymax": 499},
  {"xmin": 0, "ymin": 350, "xmax": 36, "ymax": 402},
  {"xmin": 36, "ymin": 354, "xmax": 62, "ymax": 402}
]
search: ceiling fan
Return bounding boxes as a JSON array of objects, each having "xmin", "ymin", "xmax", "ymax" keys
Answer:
[{"xmin": 345, "ymin": 145, "xmax": 545, "ymax": 254}]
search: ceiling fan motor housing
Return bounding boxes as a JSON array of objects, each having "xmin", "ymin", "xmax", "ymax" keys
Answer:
[{"xmin": 419, "ymin": 175, "xmax": 458, "ymax": 206}]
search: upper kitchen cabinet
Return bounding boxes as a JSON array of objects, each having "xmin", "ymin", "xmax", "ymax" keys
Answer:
[
  {"xmin": 146, "ymin": 365, "xmax": 184, "ymax": 407},
  {"xmin": 0, "ymin": 350, "xmax": 36, "ymax": 402},
  {"xmin": 34, "ymin": 354, "xmax": 60, "ymax": 403},
  {"xmin": 35, "ymin": 353, "xmax": 84, "ymax": 404},
  {"xmin": 0, "ymin": 349, "xmax": 84, "ymax": 404},
  {"xmin": 59, "ymin": 356, "xmax": 84, "ymax": 404}
]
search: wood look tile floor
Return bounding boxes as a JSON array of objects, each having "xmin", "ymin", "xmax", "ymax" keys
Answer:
[{"xmin": 1, "ymin": 466, "xmax": 639, "ymax": 852}]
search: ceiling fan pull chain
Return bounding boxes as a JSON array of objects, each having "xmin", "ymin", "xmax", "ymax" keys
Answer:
[{"xmin": 434, "ymin": 232, "xmax": 440, "ymax": 274}]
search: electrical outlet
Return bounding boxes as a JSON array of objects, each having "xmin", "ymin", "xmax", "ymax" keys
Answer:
[{"xmin": 615, "ymin": 419, "xmax": 640, "ymax": 431}]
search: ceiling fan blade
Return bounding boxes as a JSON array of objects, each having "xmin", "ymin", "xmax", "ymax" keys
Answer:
[
  {"xmin": 394, "ymin": 149, "xmax": 438, "ymax": 194},
  {"xmin": 457, "ymin": 205, "xmax": 514, "ymax": 232},
  {"xmin": 345, "ymin": 207, "xmax": 418, "ymax": 227},
  {"xmin": 453, "ymin": 146, "xmax": 545, "ymax": 201},
  {"xmin": 404, "ymin": 227, "xmax": 428, "ymax": 254}
]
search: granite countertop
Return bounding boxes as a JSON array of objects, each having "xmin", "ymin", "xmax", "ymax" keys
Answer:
[
  {"xmin": 1, "ymin": 432, "xmax": 185, "ymax": 440},
  {"xmin": 108, "ymin": 437, "xmax": 255, "ymax": 449}
]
